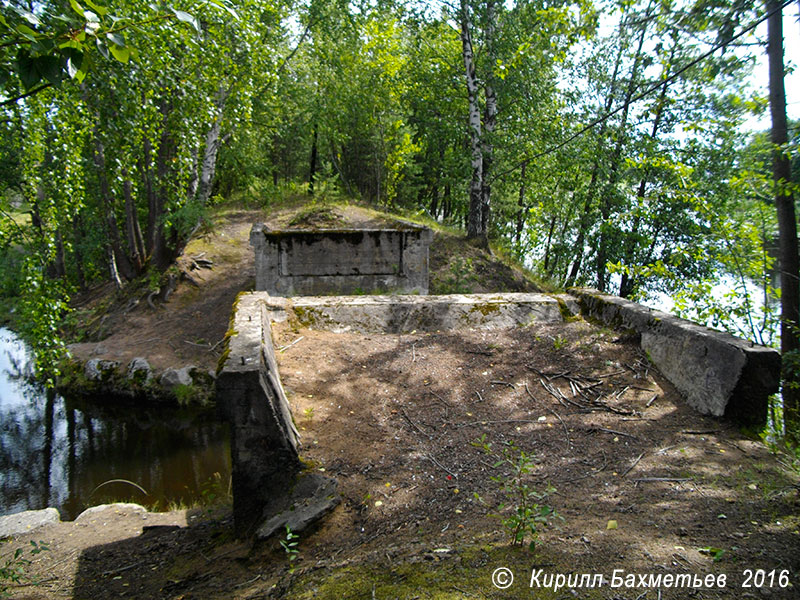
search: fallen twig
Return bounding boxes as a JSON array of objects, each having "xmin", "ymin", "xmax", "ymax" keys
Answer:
[
  {"xmin": 629, "ymin": 385, "xmax": 657, "ymax": 392},
  {"xmin": 400, "ymin": 407, "xmax": 431, "ymax": 439},
  {"xmin": 598, "ymin": 370, "xmax": 626, "ymax": 379},
  {"xmin": 428, "ymin": 390, "xmax": 451, "ymax": 406},
  {"xmin": 234, "ymin": 574, "xmax": 262, "ymax": 588},
  {"xmin": 490, "ymin": 380, "xmax": 516, "ymax": 389},
  {"xmin": 680, "ymin": 429, "xmax": 719, "ymax": 435},
  {"xmin": 621, "ymin": 452, "xmax": 645, "ymax": 477},
  {"xmin": 613, "ymin": 386, "xmax": 630, "ymax": 399},
  {"xmin": 539, "ymin": 378, "xmax": 570, "ymax": 409},
  {"xmin": 449, "ymin": 418, "xmax": 543, "ymax": 429},
  {"xmin": 278, "ymin": 336, "xmax": 305, "ymax": 353},
  {"xmin": 526, "ymin": 382, "xmax": 571, "ymax": 449},
  {"xmin": 589, "ymin": 427, "xmax": 639, "ymax": 440},
  {"xmin": 102, "ymin": 560, "xmax": 148, "ymax": 577},
  {"xmin": 634, "ymin": 477, "xmax": 691, "ymax": 483},
  {"xmin": 590, "ymin": 396, "xmax": 635, "ymax": 416},
  {"xmin": 424, "ymin": 453, "xmax": 458, "ymax": 479},
  {"xmin": 467, "ymin": 349, "xmax": 494, "ymax": 356},
  {"xmin": 645, "ymin": 394, "xmax": 658, "ymax": 407},
  {"xmin": 184, "ymin": 340, "xmax": 211, "ymax": 348}
]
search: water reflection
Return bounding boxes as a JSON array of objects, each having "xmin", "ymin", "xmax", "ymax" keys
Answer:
[{"xmin": 0, "ymin": 328, "xmax": 230, "ymax": 520}]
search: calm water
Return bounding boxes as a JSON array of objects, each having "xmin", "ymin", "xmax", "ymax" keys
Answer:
[{"xmin": 0, "ymin": 328, "xmax": 231, "ymax": 520}]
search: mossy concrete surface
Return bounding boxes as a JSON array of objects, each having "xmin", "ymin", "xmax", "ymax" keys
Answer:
[{"xmin": 285, "ymin": 292, "xmax": 563, "ymax": 333}]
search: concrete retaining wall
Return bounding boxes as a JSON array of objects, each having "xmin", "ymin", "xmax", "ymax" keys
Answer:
[
  {"xmin": 215, "ymin": 294, "xmax": 301, "ymax": 536},
  {"xmin": 289, "ymin": 292, "xmax": 563, "ymax": 333},
  {"xmin": 569, "ymin": 288, "xmax": 781, "ymax": 426},
  {"xmin": 250, "ymin": 224, "xmax": 433, "ymax": 296}
]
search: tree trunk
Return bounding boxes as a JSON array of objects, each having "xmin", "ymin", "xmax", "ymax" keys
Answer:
[
  {"xmin": 92, "ymin": 135, "xmax": 134, "ymax": 281},
  {"xmin": 479, "ymin": 0, "xmax": 498, "ymax": 241},
  {"xmin": 430, "ymin": 184, "xmax": 439, "ymax": 219},
  {"xmin": 596, "ymin": 5, "xmax": 650, "ymax": 291},
  {"xmin": 122, "ymin": 169, "xmax": 145, "ymax": 274},
  {"xmin": 142, "ymin": 138, "xmax": 157, "ymax": 255},
  {"xmin": 309, "ymin": 123, "xmax": 319, "ymax": 196},
  {"xmin": 564, "ymin": 18, "xmax": 626, "ymax": 288},
  {"xmin": 72, "ymin": 214, "xmax": 86, "ymax": 291},
  {"xmin": 515, "ymin": 161, "xmax": 527, "ymax": 246},
  {"xmin": 151, "ymin": 99, "xmax": 178, "ymax": 270},
  {"xmin": 460, "ymin": 0, "xmax": 484, "ymax": 241},
  {"xmin": 197, "ymin": 89, "xmax": 229, "ymax": 206},
  {"xmin": 619, "ymin": 42, "xmax": 675, "ymax": 298},
  {"xmin": 767, "ymin": 0, "xmax": 800, "ymax": 430},
  {"xmin": 187, "ymin": 147, "xmax": 199, "ymax": 201}
]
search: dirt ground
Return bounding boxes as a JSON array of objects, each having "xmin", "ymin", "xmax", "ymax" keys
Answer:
[
  {"xmin": 66, "ymin": 207, "xmax": 261, "ymax": 374},
  {"xmin": 7, "ymin": 202, "xmax": 799, "ymax": 599},
  {"xmin": 5, "ymin": 319, "xmax": 800, "ymax": 599}
]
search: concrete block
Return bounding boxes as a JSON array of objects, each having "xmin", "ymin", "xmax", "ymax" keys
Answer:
[
  {"xmin": 569, "ymin": 288, "xmax": 780, "ymax": 426},
  {"xmin": 216, "ymin": 293, "xmax": 302, "ymax": 536},
  {"xmin": 288, "ymin": 292, "xmax": 563, "ymax": 333},
  {"xmin": 250, "ymin": 224, "xmax": 433, "ymax": 296}
]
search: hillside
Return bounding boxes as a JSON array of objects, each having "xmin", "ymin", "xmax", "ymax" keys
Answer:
[{"xmin": 64, "ymin": 200, "xmax": 544, "ymax": 376}]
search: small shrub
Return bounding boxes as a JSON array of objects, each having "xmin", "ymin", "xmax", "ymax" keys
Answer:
[
  {"xmin": 473, "ymin": 434, "xmax": 562, "ymax": 551},
  {"xmin": 1, "ymin": 540, "xmax": 48, "ymax": 597},
  {"xmin": 279, "ymin": 525, "xmax": 300, "ymax": 573},
  {"xmin": 437, "ymin": 257, "xmax": 476, "ymax": 294}
]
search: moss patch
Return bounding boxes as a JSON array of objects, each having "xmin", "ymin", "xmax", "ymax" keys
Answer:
[{"xmin": 287, "ymin": 544, "xmax": 609, "ymax": 599}]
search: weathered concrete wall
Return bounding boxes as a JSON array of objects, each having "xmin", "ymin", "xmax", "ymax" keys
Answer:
[
  {"xmin": 215, "ymin": 293, "xmax": 301, "ymax": 536},
  {"xmin": 569, "ymin": 288, "xmax": 780, "ymax": 426},
  {"xmin": 287, "ymin": 293, "xmax": 562, "ymax": 333},
  {"xmin": 250, "ymin": 224, "xmax": 433, "ymax": 296}
]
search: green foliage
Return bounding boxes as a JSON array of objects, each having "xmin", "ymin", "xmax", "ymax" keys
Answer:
[
  {"xmin": 551, "ymin": 335, "xmax": 567, "ymax": 351},
  {"xmin": 0, "ymin": 1, "xmax": 239, "ymax": 98},
  {"xmin": 0, "ymin": 540, "xmax": 48, "ymax": 598},
  {"xmin": 199, "ymin": 471, "xmax": 231, "ymax": 507},
  {"xmin": 173, "ymin": 383, "xmax": 199, "ymax": 406},
  {"xmin": 0, "ymin": 0, "xmax": 790, "ymax": 393},
  {"xmin": 698, "ymin": 546, "xmax": 726, "ymax": 562},
  {"xmin": 16, "ymin": 255, "xmax": 70, "ymax": 384},
  {"xmin": 436, "ymin": 257, "xmax": 476, "ymax": 294},
  {"xmin": 279, "ymin": 525, "xmax": 300, "ymax": 573},
  {"xmin": 472, "ymin": 434, "xmax": 561, "ymax": 551}
]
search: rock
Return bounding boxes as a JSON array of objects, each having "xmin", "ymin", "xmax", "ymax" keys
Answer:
[
  {"xmin": 159, "ymin": 366, "xmax": 193, "ymax": 389},
  {"xmin": 84, "ymin": 358, "xmax": 120, "ymax": 382},
  {"xmin": 188, "ymin": 366, "xmax": 215, "ymax": 386},
  {"xmin": 255, "ymin": 472, "xmax": 340, "ymax": 541},
  {"xmin": 75, "ymin": 503, "xmax": 148, "ymax": 522},
  {"xmin": 0, "ymin": 508, "xmax": 60, "ymax": 538},
  {"xmin": 126, "ymin": 357, "xmax": 153, "ymax": 384}
]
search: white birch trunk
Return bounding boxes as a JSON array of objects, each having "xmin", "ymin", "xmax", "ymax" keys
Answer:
[
  {"xmin": 197, "ymin": 87, "xmax": 230, "ymax": 206},
  {"xmin": 460, "ymin": 0, "xmax": 483, "ymax": 239},
  {"xmin": 480, "ymin": 0, "xmax": 498, "ymax": 239}
]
